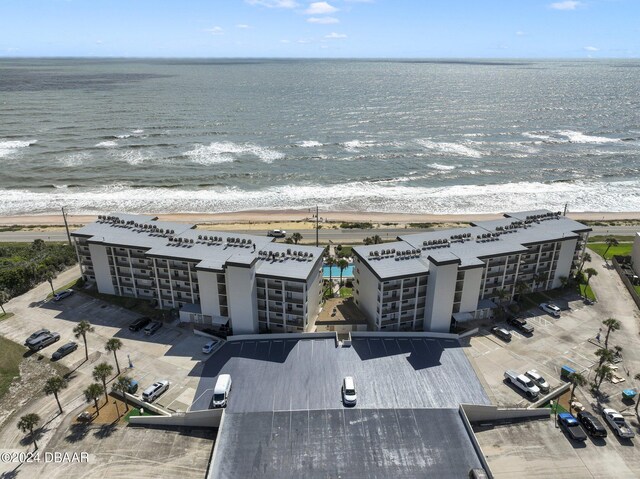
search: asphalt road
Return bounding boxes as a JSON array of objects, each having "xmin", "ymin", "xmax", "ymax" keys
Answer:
[{"xmin": 0, "ymin": 225, "xmax": 636, "ymax": 244}]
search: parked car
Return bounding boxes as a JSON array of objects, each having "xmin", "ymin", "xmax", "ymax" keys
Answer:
[
  {"xmin": 558, "ymin": 413, "xmax": 587, "ymax": 442},
  {"xmin": 24, "ymin": 329, "xmax": 50, "ymax": 345},
  {"xmin": 267, "ymin": 229, "xmax": 286, "ymax": 238},
  {"xmin": 602, "ymin": 408, "xmax": 635, "ymax": 439},
  {"xmin": 507, "ymin": 316, "xmax": 534, "ymax": 334},
  {"xmin": 144, "ymin": 321, "xmax": 162, "ymax": 336},
  {"xmin": 577, "ymin": 411, "xmax": 608, "ymax": 438},
  {"xmin": 504, "ymin": 370, "xmax": 540, "ymax": 399},
  {"xmin": 129, "ymin": 316, "xmax": 152, "ymax": 332},
  {"xmin": 342, "ymin": 376, "xmax": 357, "ymax": 406},
  {"xmin": 491, "ymin": 327, "xmax": 512, "ymax": 341},
  {"xmin": 53, "ymin": 289, "xmax": 74, "ymax": 301},
  {"xmin": 539, "ymin": 303, "xmax": 561, "ymax": 317},
  {"xmin": 26, "ymin": 332, "xmax": 60, "ymax": 351},
  {"xmin": 142, "ymin": 380, "xmax": 170, "ymax": 402},
  {"xmin": 211, "ymin": 374, "xmax": 232, "ymax": 408},
  {"xmin": 52, "ymin": 341, "xmax": 78, "ymax": 360},
  {"xmin": 525, "ymin": 370, "xmax": 550, "ymax": 393},
  {"xmin": 202, "ymin": 340, "xmax": 219, "ymax": 354}
]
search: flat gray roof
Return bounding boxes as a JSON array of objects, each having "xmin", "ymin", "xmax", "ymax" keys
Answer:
[
  {"xmin": 72, "ymin": 213, "xmax": 323, "ymax": 280},
  {"xmin": 211, "ymin": 408, "xmax": 484, "ymax": 479},
  {"xmin": 355, "ymin": 210, "xmax": 591, "ymax": 279},
  {"xmin": 193, "ymin": 336, "xmax": 490, "ymax": 413}
]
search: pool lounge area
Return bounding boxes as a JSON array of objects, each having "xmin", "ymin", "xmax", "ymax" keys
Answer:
[{"xmin": 323, "ymin": 264, "xmax": 354, "ymax": 278}]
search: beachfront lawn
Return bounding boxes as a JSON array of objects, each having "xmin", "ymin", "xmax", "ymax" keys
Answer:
[
  {"xmin": 578, "ymin": 283, "xmax": 597, "ymax": 301},
  {"xmin": 588, "ymin": 242, "xmax": 632, "ymax": 259},
  {"xmin": 0, "ymin": 336, "xmax": 25, "ymax": 401},
  {"xmin": 45, "ymin": 277, "xmax": 83, "ymax": 299},
  {"xmin": 124, "ymin": 407, "xmax": 156, "ymax": 423},
  {"xmin": 0, "ymin": 312, "xmax": 15, "ymax": 321}
]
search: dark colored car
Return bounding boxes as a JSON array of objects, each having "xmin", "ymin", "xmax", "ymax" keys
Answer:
[
  {"xmin": 577, "ymin": 411, "xmax": 608, "ymax": 438},
  {"xmin": 53, "ymin": 289, "xmax": 74, "ymax": 301},
  {"xmin": 491, "ymin": 326, "xmax": 512, "ymax": 341},
  {"xmin": 558, "ymin": 413, "xmax": 587, "ymax": 442},
  {"xmin": 144, "ymin": 321, "xmax": 162, "ymax": 336},
  {"xmin": 507, "ymin": 316, "xmax": 534, "ymax": 334},
  {"xmin": 129, "ymin": 316, "xmax": 152, "ymax": 332},
  {"xmin": 52, "ymin": 341, "xmax": 78, "ymax": 360}
]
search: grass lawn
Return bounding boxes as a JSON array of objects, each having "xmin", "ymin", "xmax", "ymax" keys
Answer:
[
  {"xmin": 335, "ymin": 246, "xmax": 352, "ymax": 257},
  {"xmin": 339, "ymin": 287, "xmax": 353, "ymax": 298},
  {"xmin": 588, "ymin": 235, "xmax": 635, "ymax": 243},
  {"xmin": 124, "ymin": 407, "xmax": 156, "ymax": 423},
  {"xmin": 578, "ymin": 283, "xmax": 597, "ymax": 301},
  {"xmin": 543, "ymin": 401, "xmax": 568, "ymax": 414},
  {"xmin": 0, "ymin": 312, "xmax": 15, "ymax": 321},
  {"xmin": 588, "ymin": 242, "xmax": 632, "ymax": 259},
  {"xmin": 0, "ymin": 336, "xmax": 26, "ymax": 401}
]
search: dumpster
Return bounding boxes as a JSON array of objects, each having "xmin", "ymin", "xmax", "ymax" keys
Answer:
[
  {"xmin": 622, "ymin": 389, "xmax": 637, "ymax": 400},
  {"xmin": 560, "ymin": 365, "xmax": 576, "ymax": 381}
]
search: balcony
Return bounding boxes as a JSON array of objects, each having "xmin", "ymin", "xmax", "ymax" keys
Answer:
[{"xmin": 285, "ymin": 284, "xmax": 304, "ymax": 293}]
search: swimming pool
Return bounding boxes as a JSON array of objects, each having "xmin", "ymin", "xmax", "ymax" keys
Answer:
[{"xmin": 323, "ymin": 264, "xmax": 354, "ymax": 278}]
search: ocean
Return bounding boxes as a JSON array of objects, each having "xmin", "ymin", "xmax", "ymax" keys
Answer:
[{"xmin": 1, "ymin": 58, "xmax": 639, "ymax": 216}]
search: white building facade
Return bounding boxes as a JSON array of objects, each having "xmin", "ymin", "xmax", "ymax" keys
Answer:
[
  {"xmin": 353, "ymin": 210, "xmax": 590, "ymax": 333},
  {"xmin": 72, "ymin": 214, "xmax": 324, "ymax": 335}
]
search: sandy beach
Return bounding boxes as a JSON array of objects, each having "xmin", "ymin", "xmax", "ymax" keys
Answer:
[{"xmin": 1, "ymin": 209, "xmax": 640, "ymax": 230}]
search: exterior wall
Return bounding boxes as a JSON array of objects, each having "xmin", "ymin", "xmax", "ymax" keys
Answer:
[
  {"xmin": 632, "ymin": 233, "xmax": 640, "ymax": 276},
  {"xmin": 305, "ymin": 265, "xmax": 324, "ymax": 331},
  {"xmin": 352, "ymin": 257, "xmax": 381, "ymax": 330},
  {"xmin": 552, "ymin": 238, "xmax": 578, "ymax": 288},
  {"xmin": 424, "ymin": 261, "xmax": 458, "ymax": 332},
  {"xmin": 197, "ymin": 270, "xmax": 222, "ymax": 318},
  {"xmin": 458, "ymin": 267, "xmax": 483, "ymax": 313},
  {"xmin": 88, "ymin": 243, "xmax": 115, "ymax": 295},
  {"xmin": 226, "ymin": 265, "xmax": 258, "ymax": 335}
]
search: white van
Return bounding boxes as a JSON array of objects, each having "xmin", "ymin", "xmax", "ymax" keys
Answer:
[
  {"xmin": 211, "ymin": 374, "xmax": 232, "ymax": 408},
  {"xmin": 342, "ymin": 376, "xmax": 357, "ymax": 406}
]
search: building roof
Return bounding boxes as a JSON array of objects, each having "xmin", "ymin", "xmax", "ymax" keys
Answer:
[
  {"xmin": 201, "ymin": 335, "xmax": 489, "ymax": 479},
  {"xmin": 355, "ymin": 210, "xmax": 591, "ymax": 279},
  {"xmin": 211, "ymin": 408, "xmax": 484, "ymax": 479},
  {"xmin": 72, "ymin": 213, "xmax": 323, "ymax": 281}
]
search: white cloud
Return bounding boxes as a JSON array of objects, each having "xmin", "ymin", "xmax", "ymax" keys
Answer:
[
  {"xmin": 95, "ymin": 40, "xmax": 104, "ymax": 44},
  {"xmin": 205, "ymin": 26, "xmax": 224, "ymax": 35},
  {"xmin": 325, "ymin": 32, "xmax": 347, "ymax": 39},
  {"xmin": 516, "ymin": 31, "xmax": 526, "ymax": 36},
  {"xmin": 584, "ymin": 46, "xmax": 599, "ymax": 51},
  {"xmin": 246, "ymin": 0, "xmax": 298, "ymax": 7},
  {"xmin": 304, "ymin": 2, "xmax": 338, "ymax": 15},
  {"xmin": 236, "ymin": 24, "xmax": 251, "ymax": 29},
  {"xmin": 550, "ymin": 1, "xmax": 582, "ymax": 10},
  {"xmin": 280, "ymin": 39, "xmax": 291, "ymax": 43},
  {"xmin": 307, "ymin": 16, "xmax": 339, "ymax": 24},
  {"xmin": 297, "ymin": 38, "xmax": 312, "ymax": 44}
]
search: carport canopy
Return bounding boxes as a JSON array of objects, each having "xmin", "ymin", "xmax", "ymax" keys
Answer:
[{"xmin": 212, "ymin": 316, "xmax": 229, "ymax": 326}]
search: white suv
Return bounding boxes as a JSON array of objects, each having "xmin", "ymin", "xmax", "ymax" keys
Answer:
[
  {"xmin": 539, "ymin": 303, "xmax": 561, "ymax": 317},
  {"xmin": 142, "ymin": 380, "xmax": 170, "ymax": 402}
]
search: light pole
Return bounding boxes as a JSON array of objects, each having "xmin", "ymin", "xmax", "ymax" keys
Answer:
[
  {"xmin": 551, "ymin": 400, "xmax": 558, "ymax": 428},
  {"xmin": 315, "ymin": 205, "xmax": 319, "ymax": 248},
  {"xmin": 61, "ymin": 206, "xmax": 72, "ymax": 246}
]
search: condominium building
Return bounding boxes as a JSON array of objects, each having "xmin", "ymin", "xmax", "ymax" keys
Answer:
[
  {"xmin": 72, "ymin": 214, "xmax": 324, "ymax": 335},
  {"xmin": 352, "ymin": 210, "xmax": 590, "ymax": 333}
]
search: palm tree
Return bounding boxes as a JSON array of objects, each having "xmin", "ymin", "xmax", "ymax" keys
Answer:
[
  {"xmin": 583, "ymin": 267, "xmax": 598, "ymax": 294},
  {"xmin": 634, "ymin": 373, "xmax": 640, "ymax": 416},
  {"xmin": 559, "ymin": 276, "xmax": 569, "ymax": 289},
  {"xmin": 514, "ymin": 280, "xmax": 529, "ymax": 303},
  {"xmin": 44, "ymin": 376, "xmax": 68, "ymax": 414},
  {"xmin": 537, "ymin": 272, "xmax": 549, "ymax": 291},
  {"xmin": 73, "ymin": 320, "xmax": 94, "ymax": 361},
  {"xmin": 595, "ymin": 347, "xmax": 615, "ymax": 370},
  {"xmin": 93, "ymin": 362, "xmax": 114, "ymax": 403},
  {"xmin": 363, "ymin": 237, "xmax": 373, "ymax": 246},
  {"xmin": 291, "ymin": 232, "xmax": 303, "ymax": 244},
  {"xmin": 105, "ymin": 338, "xmax": 123, "ymax": 375},
  {"xmin": 576, "ymin": 252, "xmax": 591, "ymax": 276},
  {"xmin": 113, "ymin": 376, "xmax": 134, "ymax": 413},
  {"xmin": 326, "ymin": 256, "xmax": 335, "ymax": 283},
  {"xmin": 602, "ymin": 236, "xmax": 619, "ymax": 260},
  {"xmin": 84, "ymin": 383, "xmax": 104, "ymax": 416},
  {"xmin": 337, "ymin": 258, "xmax": 349, "ymax": 286},
  {"xmin": 495, "ymin": 288, "xmax": 508, "ymax": 305},
  {"xmin": 568, "ymin": 372, "xmax": 587, "ymax": 407},
  {"xmin": 0, "ymin": 288, "xmax": 9, "ymax": 315},
  {"xmin": 594, "ymin": 364, "xmax": 613, "ymax": 392},
  {"xmin": 41, "ymin": 268, "xmax": 57, "ymax": 296},
  {"xmin": 372, "ymin": 235, "xmax": 382, "ymax": 245},
  {"xmin": 602, "ymin": 318, "xmax": 621, "ymax": 349},
  {"xmin": 17, "ymin": 413, "xmax": 41, "ymax": 449}
]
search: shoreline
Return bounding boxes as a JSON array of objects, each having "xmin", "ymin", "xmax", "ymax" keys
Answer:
[{"xmin": 2, "ymin": 209, "xmax": 640, "ymax": 228}]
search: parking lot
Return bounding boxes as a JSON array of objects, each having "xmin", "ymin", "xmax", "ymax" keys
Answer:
[{"xmin": 0, "ymin": 273, "xmax": 214, "ymax": 414}]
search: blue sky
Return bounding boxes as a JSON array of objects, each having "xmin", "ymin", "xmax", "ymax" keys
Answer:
[{"xmin": 0, "ymin": 0, "xmax": 638, "ymax": 58}]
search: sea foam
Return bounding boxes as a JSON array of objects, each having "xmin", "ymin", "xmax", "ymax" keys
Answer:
[
  {"xmin": 0, "ymin": 139, "xmax": 37, "ymax": 158},
  {"xmin": 185, "ymin": 142, "xmax": 285, "ymax": 164},
  {"xmin": 416, "ymin": 139, "xmax": 483, "ymax": 158}
]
